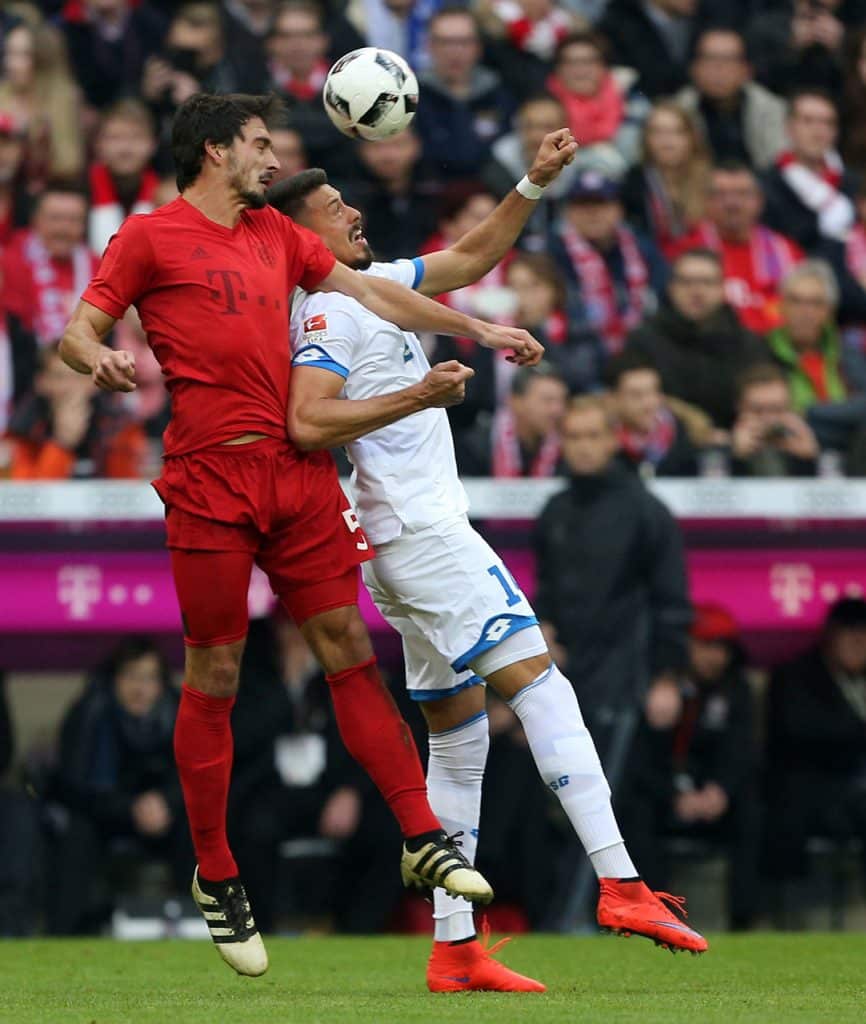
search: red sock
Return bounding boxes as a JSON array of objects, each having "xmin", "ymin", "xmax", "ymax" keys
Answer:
[
  {"xmin": 174, "ymin": 683, "xmax": 238, "ymax": 881},
  {"xmin": 326, "ymin": 656, "xmax": 440, "ymax": 838}
]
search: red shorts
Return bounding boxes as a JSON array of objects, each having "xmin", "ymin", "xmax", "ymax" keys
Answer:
[{"xmin": 153, "ymin": 437, "xmax": 374, "ymax": 645}]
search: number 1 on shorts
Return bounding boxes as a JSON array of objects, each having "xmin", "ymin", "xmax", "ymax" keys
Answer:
[{"xmin": 488, "ymin": 564, "xmax": 522, "ymax": 607}]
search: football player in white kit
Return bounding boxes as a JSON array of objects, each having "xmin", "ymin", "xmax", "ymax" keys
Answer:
[{"xmin": 269, "ymin": 130, "xmax": 708, "ymax": 991}]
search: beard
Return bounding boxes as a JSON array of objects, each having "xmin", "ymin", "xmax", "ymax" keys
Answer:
[
  {"xmin": 349, "ymin": 243, "xmax": 374, "ymax": 270},
  {"xmin": 238, "ymin": 187, "xmax": 267, "ymax": 209},
  {"xmin": 228, "ymin": 154, "xmax": 268, "ymax": 209}
]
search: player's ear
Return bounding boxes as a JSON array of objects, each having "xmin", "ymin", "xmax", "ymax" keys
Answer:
[{"xmin": 203, "ymin": 139, "xmax": 225, "ymax": 165}]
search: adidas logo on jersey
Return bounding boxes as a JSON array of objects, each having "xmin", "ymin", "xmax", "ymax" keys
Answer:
[{"xmin": 191, "ymin": 245, "xmax": 210, "ymax": 260}]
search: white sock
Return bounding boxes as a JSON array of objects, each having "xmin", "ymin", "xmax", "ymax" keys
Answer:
[
  {"xmin": 509, "ymin": 665, "xmax": 638, "ymax": 879},
  {"xmin": 426, "ymin": 710, "xmax": 489, "ymax": 943}
]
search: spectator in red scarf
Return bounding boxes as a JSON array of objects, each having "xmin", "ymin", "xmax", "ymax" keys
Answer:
[
  {"xmin": 266, "ymin": 0, "xmax": 357, "ymax": 178},
  {"xmin": 544, "ymin": 30, "xmax": 650, "ymax": 174},
  {"xmin": 702, "ymin": 162, "xmax": 802, "ymax": 334},
  {"xmin": 550, "ymin": 169, "xmax": 665, "ymax": 361},
  {"xmin": 0, "ymin": 112, "xmax": 30, "ymax": 254},
  {"xmin": 5, "ymin": 341, "xmax": 146, "ymax": 479},
  {"xmin": 607, "ymin": 350, "xmax": 699, "ymax": 478},
  {"xmin": 2, "ymin": 182, "xmax": 99, "ymax": 351},
  {"xmin": 763, "ymin": 89, "xmax": 858, "ymax": 254},
  {"xmin": 622, "ymin": 101, "xmax": 712, "ymax": 262},
  {"xmin": 88, "ymin": 98, "xmax": 158, "ymax": 256},
  {"xmin": 455, "ymin": 361, "xmax": 567, "ymax": 477}
]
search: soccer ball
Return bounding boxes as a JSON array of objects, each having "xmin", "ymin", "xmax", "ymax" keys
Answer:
[{"xmin": 323, "ymin": 47, "xmax": 419, "ymax": 140}]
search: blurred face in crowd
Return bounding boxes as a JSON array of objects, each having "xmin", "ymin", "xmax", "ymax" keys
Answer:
[
  {"xmin": 167, "ymin": 9, "xmax": 223, "ymax": 71},
  {"xmin": 554, "ymin": 40, "xmax": 606, "ymax": 98},
  {"xmin": 669, "ymin": 253, "xmax": 725, "ymax": 321},
  {"xmin": 441, "ymin": 192, "xmax": 496, "ymax": 244},
  {"xmin": 114, "ymin": 652, "xmax": 164, "ymax": 718},
  {"xmin": 3, "ymin": 26, "xmax": 34, "ymax": 91},
  {"xmin": 561, "ymin": 404, "xmax": 618, "ymax": 476},
  {"xmin": 652, "ymin": 0, "xmax": 697, "ymax": 14},
  {"xmin": 506, "ymin": 259, "xmax": 559, "ymax": 326},
  {"xmin": 294, "ymin": 183, "xmax": 373, "ymax": 269},
  {"xmin": 428, "ymin": 12, "xmax": 481, "ymax": 87},
  {"xmin": 827, "ymin": 625, "xmax": 866, "ymax": 675},
  {"xmin": 0, "ymin": 132, "xmax": 24, "ymax": 185},
  {"xmin": 738, "ymin": 379, "xmax": 793, "ymax": 429},
  {"xmin": 616, "ymin": 368, "xmax": 663, "ymax": 434},
  {"xmin": 787, "ymin": 95, "xmax": 838, "ymax": 165},
  {"xmin": 690, "ymin": 637, "xmax": 731, "ymax": 684},
  {"xmin": 706, "ymin": 169, "xmax": 762, "ymax": 241},
  {"xmin": 96, "ymin": 114, "xmax": 156, "ymax": 178},
  {"xmin": 691, "ymin": 31, "xmax": 750, "ymax": 102},
  {"xmin": 34, "ymin": 192, "xmax": 88, "ymax": 259},
  {"xmin": 517, "ymin": 98, "xmax": 567, "ymax": 163},
  {"xmin": 781, "ymin": 273, "xmax": 834, "ymax": 350},
  {"xmin": 510, "ymin": 375, "xmax": 568, "ymax": 442},
  {"xmin": 269, "ymin": 5, "xmax": 327, "ymax": 76},
  {"xmin": 565, "ymin": 197, "xmax": 623, "ymax": 249},
  {"xmin": 87, "ymin": 1, "xmax": 129, "ymax": 19},
  {"xmin": 644, "ymin": 107, "xmax": 692, "ymax": 169},
  {"xmin": 359, "ymin": 129, "xmax": 419, "ymax": 186},
  {"xmin": 269, "ymin": 127, "xmax": 306, "ymax": 182}
]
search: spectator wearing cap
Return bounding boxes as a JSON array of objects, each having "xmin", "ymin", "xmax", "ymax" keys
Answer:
[
  {"xmin": 455, "ymin": 362, "xmax": 567, "ymax": 477},
  {"xmin": 620, "ymin": 603, "xmax": 761, "ymax": 931},
  {"xmin": 60, "ymin": 0, "xmax": 168, "ymax": 111},
  {"xmin": 626, "ymin": 248, "xmax": 765, "ymax": 429},
  {"xmin": 729, "ymin": 363, "xmax": 820, "ymax": 477},
  {"xmin": 598, "ymin": 0, "xmax": 697, "ymax": 101},
  {"xmin": 543, "ymin": 30, "xmax": 649, "ymax": 174},
  {"xmin": 674, "ymin": 28, "xmax": 787, "ymax": 171},
  {"xmin": 88, "ymin": 99, "xmax": 159, "ymax": 256},
  {"xmin": 607, "ymin": 350, "xmax": 699, "ymax": 478},
  {"xmin": 550, "ymin": 169, "xmax": 665, "ymax": 361},
  {"xmin": 0, "ymin": 112, "xmax": 30, "ymax": 252},
  {"xmin": 766, "ymin": 597, "xmax": 866, "ymax": 893},
  {"xmin": 534, "ymin": 394, "xmax": 691, "ymax": 737},
  {"xmin": 415, "ymin": 7, "xmax": 513, "ymax": 181},
  {"xmin": 762, "ymin": 89, "xmax": 858, "ymax": 254}
]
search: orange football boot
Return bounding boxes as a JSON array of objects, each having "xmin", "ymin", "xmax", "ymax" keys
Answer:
[
  {"xmin": 426, "ymin": 921, "xmax": 546, "ymax": 993},
  {"xmin": 597, "ymin": 879, "xmax": 709, "ymax": 954}
]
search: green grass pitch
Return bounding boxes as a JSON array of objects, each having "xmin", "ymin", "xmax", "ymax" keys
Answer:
[{"xmin": 2, "ymin": 934, "xmax": 865, "ymax": 1024}]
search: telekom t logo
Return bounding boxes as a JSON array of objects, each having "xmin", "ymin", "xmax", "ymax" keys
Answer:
[
  {"xmin": 770, "ymin": 563, "xmax": 814, "ymax": 618},
  {"xmin": 57, "ymin": 565, "xmax": 102, "ymax": 621}
]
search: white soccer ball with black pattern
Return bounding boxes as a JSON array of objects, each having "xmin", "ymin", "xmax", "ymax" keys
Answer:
[{"xmin": 322, "ymin": 47, "xmax": 419, "ymax": 140}]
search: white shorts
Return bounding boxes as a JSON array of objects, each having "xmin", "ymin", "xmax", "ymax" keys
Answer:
[{"xmin": 362, "ymin": 514, "xmax": 545, "ymax": 701}]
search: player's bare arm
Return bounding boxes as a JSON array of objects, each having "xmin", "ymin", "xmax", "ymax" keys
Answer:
[
  {"xmin": 60, "ymin": 300, "xmax": 136, "ymax": 392},
  {"xmin": 417, "ymin": 128, "xmax": 578, "ymax": 297},
  {"xmin": 289, "ymin": 360, "xmax": 474, "ymax": 450},
  {"xmin": 317, "ymin": 261, "xmax": 543, "ymax": 366}
]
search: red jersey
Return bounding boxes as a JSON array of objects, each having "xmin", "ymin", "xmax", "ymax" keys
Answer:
[
  {"xmin": 718, "ymin": 230, "xmax": 801, "ymax": 335},
  {"xmin": 82, "ymin": 197, "xmax": 336, "ymax": 456}
]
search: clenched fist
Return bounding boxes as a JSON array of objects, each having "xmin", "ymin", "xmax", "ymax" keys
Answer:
[
  {"xmin": 91, "ymin": 348, "xmax": 136, "ymax": 392},
  {"xmin": 418, "ymin": 360, "xmax": 475, "ymax": 408}
]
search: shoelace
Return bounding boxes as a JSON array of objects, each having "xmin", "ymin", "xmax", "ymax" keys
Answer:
[
  {"xmin": 653, "ymin": 891, "xmax": 689, "ymax": 920},
  {"xmin": 442, "ymin": 831, "xmax": 472, "ymax": 867},
  {"xmin": 479, "ymin": 915, "xmax": 512, "ymax": 958}
]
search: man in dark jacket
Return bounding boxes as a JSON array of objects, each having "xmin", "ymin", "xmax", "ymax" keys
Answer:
[
  {"xmin": 607, "ymin": 350, "xmax": 699, "ymax": 478},
  {"xmin": 619, "ymin": 604, "xmax": 761, "ymax": 929},
  {"xmin": 415, "ymin": 7, "xmax": 512, "ymax": 181},
  {"xmin": 626, "ymin": 247, "xmax": 766, "ymax": 427},
  {"xmin": 765, "ymin": 597, "xmax": 866, "ymax": 882},
  {"xmin": 599, "ymin": 0, "xmax": 697, "ymax": 100},
  {"xmin": 533, "ymin": 395, "xmax": 692, "ymax": 737},
  {"xmin": 46, "ymin": 638, "xmax": 192, "ymax": 935}
]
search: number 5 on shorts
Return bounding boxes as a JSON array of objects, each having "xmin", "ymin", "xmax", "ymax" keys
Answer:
[
  {"xmin": 488, "ymin": 564, "xmax": 522, "ymax": 607},
  {"xmin": 342, "ymin": 508, "xmax": 369, "ymax": 551}
]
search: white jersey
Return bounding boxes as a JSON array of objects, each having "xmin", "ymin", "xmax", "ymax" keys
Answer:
[{"xmin": 290, "ymin": 259, "xmax": 469, "ymax": 546}]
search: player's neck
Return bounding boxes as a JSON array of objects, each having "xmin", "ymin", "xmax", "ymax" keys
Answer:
[{"xmin": 181, "ymin": 183, "xmax": 246, "ymax": 229}]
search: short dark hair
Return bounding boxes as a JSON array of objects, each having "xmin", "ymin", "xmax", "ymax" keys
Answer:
[
  {"xmin": 171, "ymin": 92, "xmax": 285, "ymax": 192},
  {"xmin": 510, "ymin": 361, "xmax": 564, "ymax": 397},
  {"xmin": 554, "ymin": 30, "xmax": 609, "ymax": 66},
  {"xmin": 736, "ymin": 362, "xmax": 788, "ymax": 402},
  {"xmin": 673, "ymin": 247, "xmax": 723, "ymax": 272},
  {"xmin": 826, "ymin": 597, "xmax": 866, "ymax": 631},
  {"xmin": 35, "ymin": 179, "xmax": 89, "ymax": 209},
  {"xmin": 712, "ymin": 158, "xmax": 756, "ymax": 180},
  {"xmin": 268, "ymin": 167, "xmax": 329, "ymax": 220},
  {"xmin": 429, "ymin": 5, "xmax": 479, "ymax": 35},
  {"xmin": 604, "ymin": 350, "xmax": 660, "ymax": 389},
  {"xmin": 788, "ymin": 86, "xmax": 839, "ymax": 117},
  {"xmin": 692, "ymin": 27, "xmax": 748, "ymax": 62}
]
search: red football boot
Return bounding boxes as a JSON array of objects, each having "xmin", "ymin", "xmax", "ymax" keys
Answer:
[
  {"xmin": 597, "ymin": 878, "xmax": 709, "ymax": 954},
  {"xmin": 426, "ymin": 922, "xmax": 546, "ymax": 993}
]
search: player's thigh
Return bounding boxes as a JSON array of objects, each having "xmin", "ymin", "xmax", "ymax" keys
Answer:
[
  {"xmin": 364, "ymin": 516, "xmax": 537, "ymax": 673},
  {"xmin": 299, "ymin": 591, "xmax": 375, "ymax": 674},
  {"xmin": 396, "ymin": 615, "xmax": 487, "ymax": 711}
]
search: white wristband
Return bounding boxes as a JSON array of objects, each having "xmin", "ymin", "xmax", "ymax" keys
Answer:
[{"xmin": 515, "ymin": 175, "xmax": 546, "ymax": 201}]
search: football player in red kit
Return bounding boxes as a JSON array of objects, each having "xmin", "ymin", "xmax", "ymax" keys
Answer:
[{"xmin": 60, "ymin": 92, "xmax": 537, "ymax": 976}]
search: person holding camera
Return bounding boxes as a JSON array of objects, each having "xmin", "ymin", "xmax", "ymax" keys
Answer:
[{"xmin": 730, "ymin": 363, "xmax": 820, "ymax": 476}]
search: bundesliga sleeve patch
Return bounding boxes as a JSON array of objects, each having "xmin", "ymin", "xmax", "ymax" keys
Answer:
[{"xmin": 303, "ymin": 313, "xmax": 329, "ymax": 342}]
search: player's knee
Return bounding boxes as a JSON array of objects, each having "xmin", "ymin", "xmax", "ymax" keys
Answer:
[{"xmin": 184, "ymin": 643, "xmax": 242, "ymax": 698}]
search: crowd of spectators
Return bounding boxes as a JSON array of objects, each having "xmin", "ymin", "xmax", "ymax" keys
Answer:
[{"xmin": 3, "ymin": 1, "xmax": 866, "ymax": 476}]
